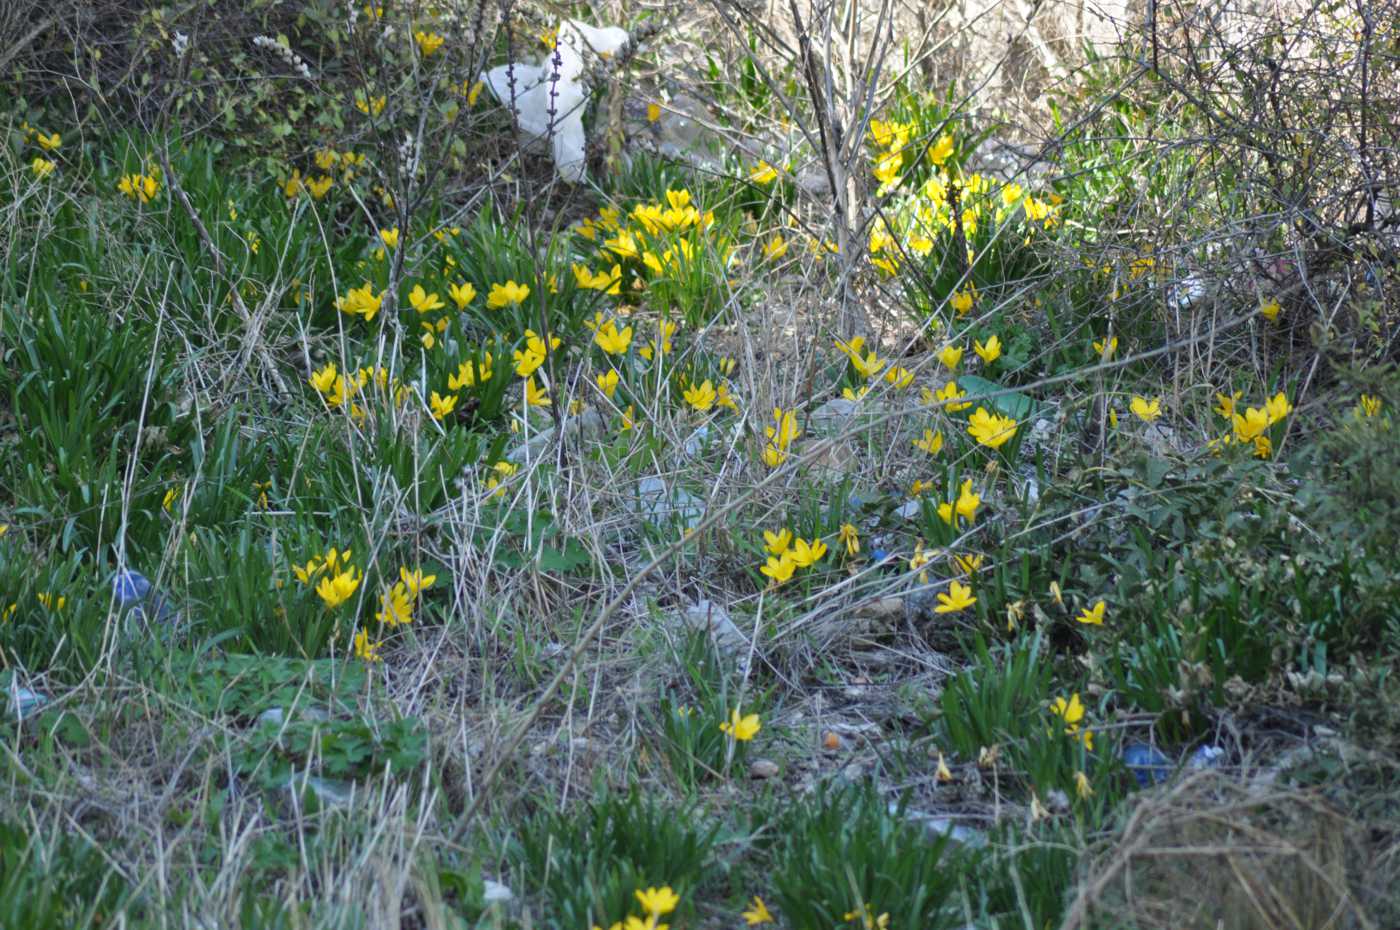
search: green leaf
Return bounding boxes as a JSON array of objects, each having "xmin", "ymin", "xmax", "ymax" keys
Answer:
[{"xmin": 956, "ymin": 374, "xmax": 1037, "ymax": 421}]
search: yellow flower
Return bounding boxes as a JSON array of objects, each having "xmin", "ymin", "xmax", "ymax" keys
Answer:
[
  {"xmin": 684, "ymin": 379, "xmax": 717, "ymax": 412},
  {"xmin": 928, "ymin": 380, "xmax": 972, "ymax": 412},
  {"xmin": 354, "ymin": 628, "xmax": 383, "ymax": 662},
  {"xmin": 884, "ymin": 365, "xmax": 914, "ymax": 389},
  {"xmin": 913, "ymin": 429, "xmax": 943, "ymax": 455},
  {"xmin": 315, "ymin": 149, "xmax": 339, "ymax": 171},
  {"xmin": 764, "ymin": 528, "xmax": 793, "ymax": 555},
  {"xmin": 835, "ymin": 336, "xmax": 886, "ymax": 380},
  {"xmin": 316, "ymin": 567, "xmax": 362, "ymax": 608},
  {"xmin": 1077, "ymin": 601, "xmax": 1106, "ymax": 625},
  {"xmin": 1232, "ymin": 405, "xmax": 1270, "ymax": 442},
  {"xmin": 967, "ymin": 407, "xmax": 1018, "ymax": 449},
  {"xmin": 936, "ymin": 751, "xmax": 954, "ymax": 782},
  {"xmin": 378, "ymin": 227, "xmax": 399, "ymax": 250},
  {"xmin": 163, "ymin": 485, "xmax": 181, "ymax": 513},
  {"xmin": 935, "ymin": 580, "xmax": 977, "ymax": 613},
  {"xmin": 909, "ymin": 543, "xmax": 935, "ymax": 583},
  {"xmin": 1259, "ymin": 297, "xmax": 1281, "ymax": 322},
  {"xmin": 647, "ymin": 102, "xmax": 662, "ymax": 122},
  {"xmin": 911, "ymin": 478, "xmax": 934, "ymax": 497},
  {"xmin": 955, "ymin": 479, "xmax": 981, "ymax": 523},
  {"xmin": 281, "ymin": 169, "xmax": 303, "ymax": 198},
  {"xmin": 1074, "ymin": 770, "xmax": 1094, "ymax": 799},
  {"xmin": 716, "ymin": 383, "xmax": 739, "ymax": 412},
  {"xmin": 741, "ymin": 895, "xmax": 774, "ymax": 925},
  {"xmin": 487, "ymin": 280, "xmax": 530, "ymax": 308},
  {"xmin": 749, "ymin": 160, "xmax": 778, "ymax": 184},
  {"xmin": 605, "ymin": 230, "xmax": 639, "ymax": 260},
  {"xmin": 929, "ymin": 133, "xmax": 955, "ymax": 165},
  {"xmin": 524, "ymin": 376, "xmax": 551, "ymax": 407},
  {"xmin": 720, "ymin": 708, "xmax": 761, "ymax": 741},
  {"xmin": 594, "ymin": 319, "xmax": 633, "ymax": 355},
  {"xmin": 448, "ymin": 281, "xmax": 477, "ymax": 310},
  {"xmin": 414, "ymin": 30, "xmax": 445, "ymax": 56},
  {"xmin": 37, "ymin": 592, "xmax": 67, "ymax": 610},
  {"xmin": 938, "ymin": 344, "xmax": 964, "ymax": 370},
  {"xmin": 35, "ymin": 131, "xmax": 61, "ymax": 151},
  {"xmin": 1214, "ymin": 391, "xmax": 1242, "ymax": 419},
  {"xmin": 950, "ymin": 286, "xmax": 977, "ymax": 316},
  {"xmin": 0, "ymin": 524, "xmax": 7, "ymax": 537},
  {"xmin": 306, "ymin": 174, "xmax": 333, "ymax": 199},
  {"xmin": 31, "ymin": 157, "xmax": 55, "ymax": 179},
  {"xmin": 399, "ymin": 566, "xmax": 436, "ymax": 596},
  {"xmin": 789, "ymin": 537, "xmax": 827, "ymax": 567},
  {"xmin": 1265, "ymin": 391, "xmax": 1293, "ymax": 424},
  {"xmin": 620, "ymin": 405, "xmax": 636, "ymax": 432},
  {"xmin": 375, "ymin": 582, "xmax": 414, "ymax": 626},
  {"xmin": 1050, "ymin": 693, "xmax": 1085, "ymax": 733},
  {"xmin": 336, "ymin": 282, "xmax": 383, "ymax": 322},
  {"xmin": 118, "ymin": 173, "xmax": 160, "ymax": 203},
  {"xmin": 355, "ymin": 94, "xmax": 387, "ymax": 116},
  {"xmin": 595, "ymin": 369, "xmax": 620, "ymax": 398},
  {"xmin": 1093, "ymin": 336, "xmax": 1118, "ymax": 359},
  {"xmin": 839, "ymin": 523, "xmax": 859, "ymax": 556},
  {"xmin": 952, "ymin": 552, "xmax": 983, "ymax": 574},
  {"xmin": 635, "ymin": 886, "xmax": 680, "ymax": 918},
  {"xmin": 1356, "ymin": 394, "xmax": 1382, "ymax": 418},
  {"xmin": 429, "ymin": 391, "xmax": 458, "ymax": 420},
  {"xmin": 485, "ymin": 461, "xmax": 517, "ymax": 498},
  {"xmin": 973, "ymin": 335, "xmax": 1002, "ymax": 364},
  {"xmin": 761, "ymin": 407, "xmax": 800, "ymax": 468},
  {"xmin": 409, "ymin": 284, "xmax": 445, "ymax": 313},
  {"xmin": 760, "ymin": 553, "xmax": 796, "ymax": 585},
  {"xmin": 1129, "ymin": 396, "xmax": 1161, "ymax": 422},
  {"xmin": 448, "ymin": 355, "xmax": 492, "ymax": 391},
  {"xmin": 762, "ymin": 234, "xmax": 788, "ymax": 261}
]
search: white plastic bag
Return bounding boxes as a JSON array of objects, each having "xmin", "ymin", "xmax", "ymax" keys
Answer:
[{"xmin": 483, "ymin": 20, "xmax": 629, "ymax": 183}]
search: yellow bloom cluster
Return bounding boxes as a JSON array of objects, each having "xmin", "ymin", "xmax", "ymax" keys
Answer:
[
  {"xmin": 759, "ymin": 529, "xmax": 827, "ymax": 585},
  {"xmin": 292, "ymin": 546, "xmax": 362, "ymax": 609},
  {"xmin": 1211, "ymin": 390, "xmax": 1293, "ymax": 457},
  {"xmin": 592, "ymin": 885, "xmax": 680, "ymax": 930},
  {"xmin": 118, "ymin": 172, "xmax": 161, "ymax": 204}
]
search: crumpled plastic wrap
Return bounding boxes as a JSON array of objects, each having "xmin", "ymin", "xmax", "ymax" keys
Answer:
[{"xmin": 483, "ymin": 19, "xmax": 629, "ymax": 183}]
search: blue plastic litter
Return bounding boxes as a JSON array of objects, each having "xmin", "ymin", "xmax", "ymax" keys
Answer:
[
  {"xmin": 871, "ymin": 548, "xmax": 891, "ymax": 564},
  {"xmin": 6, "ymin": 685, "xmax": 48, "ymax": 722},
  {"xmin": 113, "ymin": 569, "xmax": 152, "ymax": 605},
  {"xmin": 1186, "ymin": 745, "xmax": 1225, "ymax": 769},
  {"xmin": 112, "ymin": 569, "xmax": 176, "ymax": 623},
  {"xmin": 1121, "ymin": 743, "xmax": 1173, "ymax": 787}
]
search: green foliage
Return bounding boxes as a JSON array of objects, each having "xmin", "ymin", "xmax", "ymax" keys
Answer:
[
  {"xmin": 0, "ymin": 820, "xmax": 137, "ymax": 929},
  {"xmin": 516, "ymin": 786, "xmax": 719, "ymax": 930},
  {"xmin": 653, "ymin": 630, "xmax": 765, "ymax": 788},
  {"xmin": 767, "ymin": 781, "xmax": 961, "ymax": 930},
  {"xmin": 237, "ymin": 713, "xmax": 428, "ymax": 790}
]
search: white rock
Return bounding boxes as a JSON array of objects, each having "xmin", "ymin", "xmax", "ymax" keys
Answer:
[
  {"xmin": 678, "ymin": 599, "xmax": 746, "ymax": 651},
  {"xmin": 895, "ymin": 500, "xmax": 922, "ymax": 520},
  {"xmin": 633, "ymin": 476, "xmax": 704, "ymax": 530},
  {"xmin": 483, "ymin": 879, "xmax": 514, "ymax": 904}
]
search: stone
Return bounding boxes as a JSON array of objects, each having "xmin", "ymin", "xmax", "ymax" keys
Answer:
[
  {"xmin": 633, "ymin": 475, "xmax": 704, "ymax": 530},
  {"xmin": 506, "ymin": 408, "xmax": 607, "ymax": 463},
  {"xmin": 749, "ymin": 759, "xmax": 780, "ymax": 779},
  {"xmin": 677, "ymin": 599, "xmax": 746, "ymax": 652},
  {"xmin": 483, "ymin": 879, "xmax": 514, "ymax": 904},
  {"xmin": 902, "ymin": 810, "xmax": 989, "ymax": 848}
]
